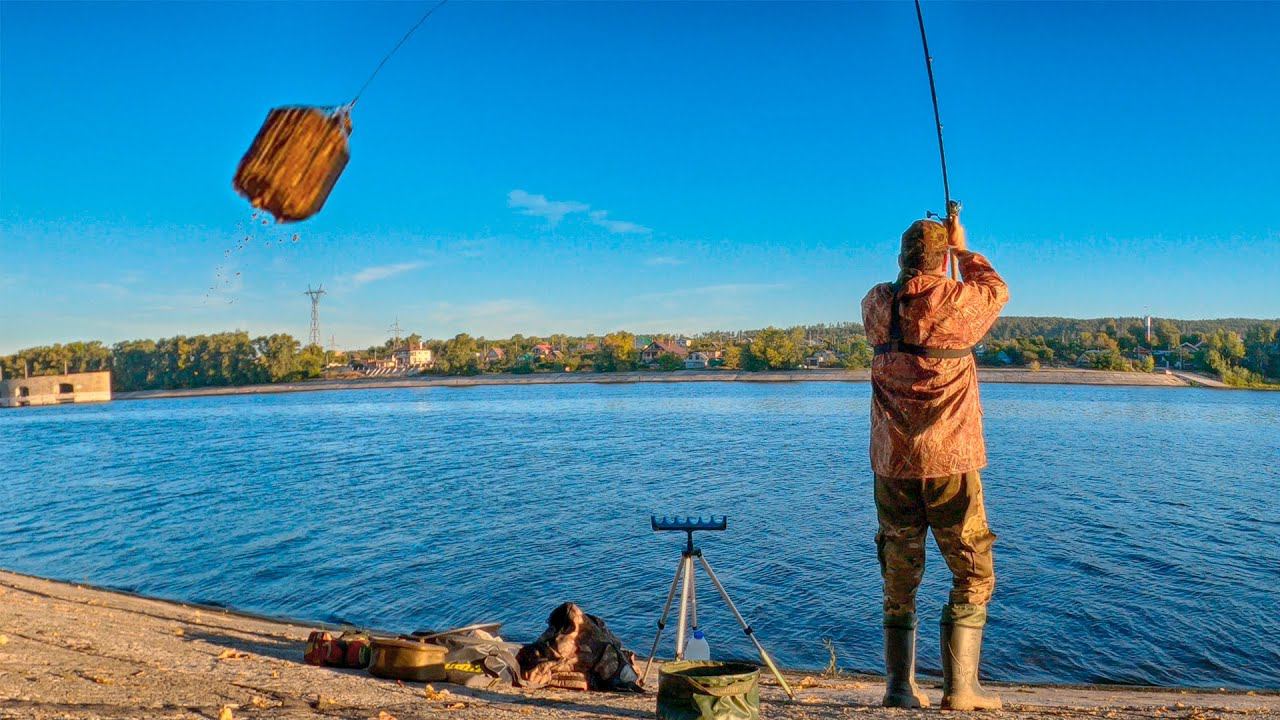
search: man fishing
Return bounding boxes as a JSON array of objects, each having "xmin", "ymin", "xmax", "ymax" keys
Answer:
[{"xmin": 861, "ymin": 215, "xmax": 1008, "ymax": 711}]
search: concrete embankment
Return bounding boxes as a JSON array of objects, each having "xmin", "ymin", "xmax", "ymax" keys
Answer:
[
  {"xmin": 1, "ymin": 570, "xmax": 1275, "ymax": 720},
  {"xmin": 113, "ymin": 367, "xmax": 1191, "ymax": 402}
]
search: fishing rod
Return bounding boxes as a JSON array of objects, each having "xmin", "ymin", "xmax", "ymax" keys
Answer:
[{"xmin": 913, "ymin": 0, "xmax": 961, "ymax": 280}]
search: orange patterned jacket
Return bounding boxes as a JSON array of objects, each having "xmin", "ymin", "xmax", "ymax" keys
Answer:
[{"xmin": 860, "ymin": 251, "xmax": 1009, "ymax": 479}]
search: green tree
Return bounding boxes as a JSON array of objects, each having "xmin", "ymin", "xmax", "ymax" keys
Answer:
[
  {"xmin": 656, "ymin": 353, "xmax": 684, "ymax": 372},
  {"xmin": 295, "ymin": 344, "xmax": 326, "ymax": 380},
  {"xmin": 254, "ymin": 334, "xmax": 302, "ymax": 382},
  {"xmin": 110, "ymin": 339, "xmax": 159, "ymax": 391},
  {"xmin": 842, "ymin": 338, "xmax": 874, "ymax": 369},
  {"xmin": 721, "ymin": 345, "xmax": 743, "ymax": 370},
  {"xmin": 743, "ymin": 327, "xmax": 804, "ymax": 370},
  {"xmin": 596, "ymin": 331, "xmax": 636, "ymax": 372},
  {"xmin": 1221, "ymin": 330, "xmax": 1246, "ymax": 365},
  {"xmin": 440, "ymin": 333, "xmax": 480, "ymax": 375},
  {"xmin": 1087, "ymin": 349, "xmax": 1128, "ymax": 371},
  {"xmin": 1155, "ymin": 320, "xmax": 1181, "ymax": 350}
]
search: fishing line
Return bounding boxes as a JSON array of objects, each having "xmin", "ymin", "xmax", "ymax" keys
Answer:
[{"xmin": 350, "ymin": 0, "xmax": 451, "ymax": 107}]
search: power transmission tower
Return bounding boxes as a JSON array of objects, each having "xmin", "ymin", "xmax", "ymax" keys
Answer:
[
  {"xmin": 304, "ymin": 285, "xmax": 326, "ymax": 347},
  {"xmin": 388, "ymin": 318, "xmax": 403, "ymax": 347}
]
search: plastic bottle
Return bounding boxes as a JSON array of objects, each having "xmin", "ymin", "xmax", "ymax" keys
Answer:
[{"xmin": 684, "ymin": 629, "xmax": 711, "ymax": 661}]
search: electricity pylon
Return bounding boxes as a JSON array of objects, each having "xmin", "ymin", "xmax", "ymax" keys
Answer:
[{"xmin": 304, "ymin": 285, "xmax": 326, "ymax": 347}]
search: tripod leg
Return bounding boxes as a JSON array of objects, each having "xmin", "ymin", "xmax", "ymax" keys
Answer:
[
  {"xmin": 697, "ymin": 555, "xmax": 796, "ymax": 700},
  {"xmin": 675, "ymin": 554, "xmax": 694, "ymax": 660},
  {"xmin": 689, "ymin": 559, "xmax": 699, "ymax": 630},
  {"xmin": 642, "ymin": 556, "xmax": 687, "ymax": 684}
]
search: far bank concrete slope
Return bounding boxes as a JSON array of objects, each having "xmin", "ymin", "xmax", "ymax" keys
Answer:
[
  {"xmin": 113, "ymin": 368, "xmax": 1189, "ymax": 402},
  {"xmin": 1, "ymin": 570, "xmax": 1274, "ymax": 720}
]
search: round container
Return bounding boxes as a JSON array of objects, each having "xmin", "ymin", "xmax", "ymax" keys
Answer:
[{"xmin": 657, "ymin": 660, "xmax": 760, "ymax": 720}]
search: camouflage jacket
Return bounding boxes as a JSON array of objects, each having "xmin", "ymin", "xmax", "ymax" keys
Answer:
[{"xmin": 860, "ymin": 251, "xmax": 1009, "ymax": 478}]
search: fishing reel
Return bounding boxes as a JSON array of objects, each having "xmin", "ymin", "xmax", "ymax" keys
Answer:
[{"xmin": 926, "ymin": 199, "xmax": 962, "ymax": 223}]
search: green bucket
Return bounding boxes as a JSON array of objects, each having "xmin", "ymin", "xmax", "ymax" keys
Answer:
[{"xmin": 656, "ymin": 661, "xmax": 760, "ymax": 720}]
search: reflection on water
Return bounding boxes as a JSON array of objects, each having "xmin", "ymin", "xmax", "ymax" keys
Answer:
[{"xmin": 1, "ymin": 382, "xmax": 1277, "ymax": 688}]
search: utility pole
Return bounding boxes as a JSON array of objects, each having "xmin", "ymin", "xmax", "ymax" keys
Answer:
[{"xmin": 304, "ymin": 285, "xmax": 326, "ymax": 347}]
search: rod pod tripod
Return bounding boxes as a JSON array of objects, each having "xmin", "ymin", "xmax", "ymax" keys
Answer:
[{"xmin": 640, "ymin": 516, "xmax": 795, "ymax": 700}]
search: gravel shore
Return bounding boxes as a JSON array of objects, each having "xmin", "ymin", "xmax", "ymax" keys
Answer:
[{"xmin": 2, "ymin": 570, "xmax": 1274, "ymax": 720}]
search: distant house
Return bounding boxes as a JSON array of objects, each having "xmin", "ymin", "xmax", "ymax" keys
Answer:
[
  {"xmin": 574, "ymin": 341, "xmax": 599, "ymax": 354},
  {"xmin": 532, "ymin": 343, "xmax": 558, "ymax": 360},
  {"xmin": 393, "ymin": 342, "xmax": 434, "ymax": 368},
  {"xmin": 803, "ymin": 349, "xmax": 840, "ymax": 368},
  {"xmin": 685, "ymin": 351, "xmax": 711, "ymax": 370},
  {"xmin": 485, "ymin": 347, "xmax": 506, "ymax": 364},
  {"xmin": 641, "ymin": 340, "xmax": 689, "ymax": 364},
  {"xmin": 354, "ymin": 356, "xmax": 397, "ymax": 372}
]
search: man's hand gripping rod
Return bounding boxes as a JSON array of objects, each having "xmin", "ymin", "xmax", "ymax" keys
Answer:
[{"xmin": 927, "ymin": 200, "xmax": 962, "ymax": 280}]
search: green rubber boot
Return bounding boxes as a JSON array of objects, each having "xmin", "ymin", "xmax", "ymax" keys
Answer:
[
  {"xmin": 882, "ymin": 612, "xmax": 930, "ymax": 708},
  {"xmin": 940, "ymin": 604, "xmax": 1002, "ymax": 711}
]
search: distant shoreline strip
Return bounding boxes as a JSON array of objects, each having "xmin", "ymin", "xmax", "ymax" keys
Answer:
[{"xmin": 111, "ymin": 368, "xmax": 1203, "ymax": 402}]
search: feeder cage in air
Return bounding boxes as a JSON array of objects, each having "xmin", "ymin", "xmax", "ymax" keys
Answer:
[{"xmin": 232, "ymin": 105, "xmax": 353, "ymax": 223}]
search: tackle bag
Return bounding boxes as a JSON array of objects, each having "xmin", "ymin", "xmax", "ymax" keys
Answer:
[
  {"xmin": 427, "ymin": 626, "xmax": 522, "ymax": 688},
  {"xmin": 233, "ymin": 105, "xmax": 352, "ymax": 223},
  {"xmin": 443, "ymin": 641, "xmax": 522, "ymax": 688},
  {"xmin": 657, "ymin": 661, "xmax": 760, "ymax": 720}
]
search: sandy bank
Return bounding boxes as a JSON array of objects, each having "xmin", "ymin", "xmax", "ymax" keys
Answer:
[
  {"xmin": 1, "ymin": 570, "xmax": 1275, "ymax": 720},
  {"xmin": 113, "ymin": 367, "xmax": 1191, "ymax": 401}
]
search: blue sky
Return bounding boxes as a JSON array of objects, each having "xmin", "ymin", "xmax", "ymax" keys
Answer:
[{"xmin": 2, "ymin": 1, "xmax": 1277, "ymax": 353}]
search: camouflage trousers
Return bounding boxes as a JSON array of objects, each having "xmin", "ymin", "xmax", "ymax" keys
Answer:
[{"xmin": 875, "ymin": 471, "xmax": 997, "ymax": 615}]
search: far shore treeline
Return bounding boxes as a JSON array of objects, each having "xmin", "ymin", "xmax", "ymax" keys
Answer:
[{"xmin": 3, "ymin": 317, "xmax": 1279, "ymax": 392}]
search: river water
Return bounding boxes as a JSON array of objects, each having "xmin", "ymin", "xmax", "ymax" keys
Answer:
[{"xmin": 1, "ymin": 382, "xmax": 1276, "ymax": 688}]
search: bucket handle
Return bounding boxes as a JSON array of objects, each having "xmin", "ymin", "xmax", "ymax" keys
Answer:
[{"xmin": 670, "ymin": 673, "xmax": 757, "ymax": 698}]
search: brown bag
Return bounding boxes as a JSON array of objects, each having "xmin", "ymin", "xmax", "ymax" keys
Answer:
[
  {"xmin": 517, "ymin": 603, "xmax": 641, "ymax": 692},
  {"xmin": 233, "ymin": 105, "xmax": 352, "ymax": 222}
]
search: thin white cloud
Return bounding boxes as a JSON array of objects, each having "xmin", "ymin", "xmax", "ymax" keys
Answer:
[
  {"xmin": 632, "ymin": 283, "xmax": 787, "ymax": 303},
  {"xmin": 347, "ymin": 262, "xmax": 426, "ymax": 288},
  {"xmin": 588, "ymin": 210, "xmax": 650, "ymax": 235},
  {"xmin": 645, "ymin": 256, "xmax": 685, "ymax": 266},
  {"xmin": 508, "ymin": 190, "xmax": 589, "ymax": 226},
  {"xmin": 508, "ymin": 189, "xmax": 650, "ymax": 234},
  {"xmin": 92, "ymin": 282, "xmax": 132, "ymax": 298},
  {"xmin": 427, "ymin": 298, "xmax": 556, "ymax": 337}
]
